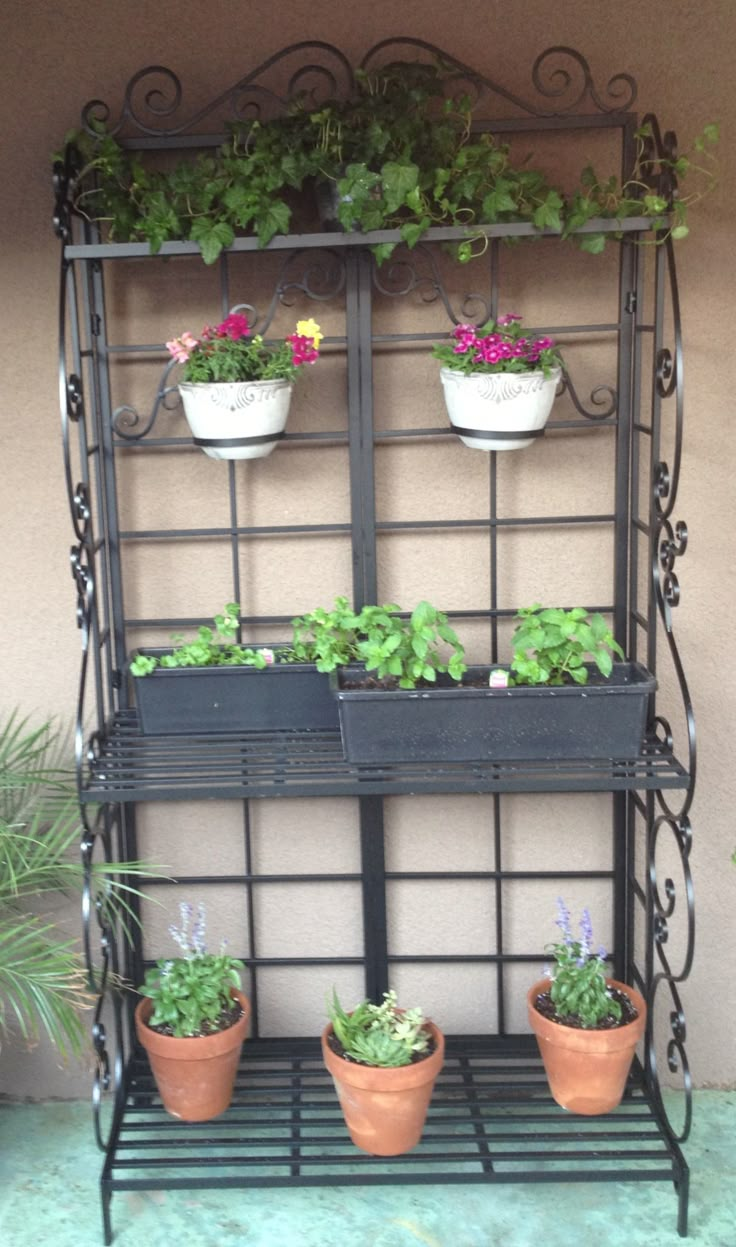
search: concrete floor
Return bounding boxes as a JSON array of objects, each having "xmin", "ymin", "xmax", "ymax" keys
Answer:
[{"xmin": 0, "ymin": 1092, "xmax": 734, "ymax": 1247}]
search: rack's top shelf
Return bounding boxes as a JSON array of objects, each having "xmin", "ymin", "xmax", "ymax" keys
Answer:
[
  {"xmin": 81, "ymin": 713, "xmax": 690, "ymax": 803},
  {"xmin": 61, "ymin": 215, "xmax": 657, "ymax": 262}
]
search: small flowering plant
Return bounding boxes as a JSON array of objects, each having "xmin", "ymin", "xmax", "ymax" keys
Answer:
[
  {"xmin": 166, "ymin": 312, "xmax": 322, "ymax": 384},
  {"xmin": 544, "ymin": 899, "xmax": 622, "ymax": 1029},
  {"xmin": 139, "ymin": 901, "xmax": 245, "ymax": 1038},
  {"xmin": 432, "ymin": 313, "xmax": 564, "ymax": 379}
]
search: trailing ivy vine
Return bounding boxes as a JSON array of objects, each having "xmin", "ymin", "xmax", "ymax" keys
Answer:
[{"xmin": 61, "ymin": 62, "xmax": 718, "ymax": 264}]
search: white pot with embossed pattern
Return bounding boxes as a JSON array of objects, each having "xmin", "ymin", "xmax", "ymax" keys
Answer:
[
  {"xmin": 439, "ymin": 366, "xmax": 561, "ymax": 451},
  {"xmin": 178, "ymin": 379, "xmax": 293, "ymax": 460}
]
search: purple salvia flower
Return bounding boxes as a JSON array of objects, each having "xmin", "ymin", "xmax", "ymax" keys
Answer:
[
  {"xmin": 555, "ymin": 896, "xmax": 572, "ymax": 944},
  {"xmin": 579, "ymin": 907, "xmax": 593, "ymax": 957},
  {"xmin": 598, "ymin": 945, "xmax": 608, "ymax": 961},
  {"xmin": 191, "ymin": 902, "xmax": 206, "ymax": 956}
]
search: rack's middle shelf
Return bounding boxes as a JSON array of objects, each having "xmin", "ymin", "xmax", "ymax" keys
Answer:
[{"xmin": 82, "ymin": 712, "xmax": 690, "ymax": 802}]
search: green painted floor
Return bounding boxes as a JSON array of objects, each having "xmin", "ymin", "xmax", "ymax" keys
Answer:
[{"xmin": 1, "ymin": 1093, "xmax": 734, "ymax": 1247}]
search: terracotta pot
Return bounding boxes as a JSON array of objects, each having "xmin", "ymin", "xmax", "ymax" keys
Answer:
[
  {"xmin": 527, "ymin": 977, "xmax": 647, "ymax": 1115},
  {"xmin": 321, "ymin": 1020, "xmax": 444, "ymax": 1155},
  {"xmin": 135, "ymin": 989, "xmax": 250, "ymax": 1122}
]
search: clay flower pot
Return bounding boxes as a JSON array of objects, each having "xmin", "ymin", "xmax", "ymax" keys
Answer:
[
  {"xmin": 527, "ymin": 977, "xmax": 647, "ymax": 1115},
  {"xmin": 135, "ymin": 989, "xmax": 250, "ymax": 1121},
  {"xmin": 321, "ymin": 1020, "xmax": 445, "ymax": 1155}
]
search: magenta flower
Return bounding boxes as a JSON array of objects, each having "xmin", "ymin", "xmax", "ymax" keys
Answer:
[
  {"xmin": 286, "ymin": 332, "xmax": 319, "ymax": 366},
  {"xmin": 434, "ymin": 313, "xmax": 562, "ymax": 379},
  {"xmin": 215, "ymin": 313, "xmax": 250, "ymax": 341}
]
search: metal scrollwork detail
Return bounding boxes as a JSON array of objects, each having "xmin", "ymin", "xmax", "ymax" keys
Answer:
[
  {"xmin": 52, "ymin": 146, "xmax": 81, "ymax": 241},
  {"xmin": 646, "ymin": 812, "xmax": 695, "ymax": 1144},
  {"xmin": 112, "ymin": 359, "xmax": 181, "ymax": 440},
  {"xmin": 532, "ymin": 45, "xmax": 637, "ymax": 114},
  {"xmin": 370, "ymin": 244, "xmax": 491, "ymax": 325},
  {"xmin": 81, "ymin": 41, "xmax": 639, "ymax": 145},
  {"xmin": 82, "ymin": 43, "xmax": 355, "ymax": 137},
  {"xmin": 81, "ymin": 807, "xmax": 126, "ymax": 1152},
  {"xmin": 362, "ymin": 38, "xmax": 637, "ymax": 117},
  {"xmin": 560, "ymin": 372, "xmax": 618, "ymax": 421}
]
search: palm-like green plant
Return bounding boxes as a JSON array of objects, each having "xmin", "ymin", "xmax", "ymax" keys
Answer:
[{"xmin": 0, "ymin": 710, "xmax": 155, "ymax": 1061}]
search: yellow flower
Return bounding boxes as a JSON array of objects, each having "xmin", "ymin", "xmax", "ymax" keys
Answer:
[{"xmin": 295, "ymin": 318, "xmax": 323, "ymax": 347}]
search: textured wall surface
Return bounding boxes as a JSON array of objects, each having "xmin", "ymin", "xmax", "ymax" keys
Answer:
[{"xmin": 0, "ymin": 0, "xmax": 733, "ymax": 1099}]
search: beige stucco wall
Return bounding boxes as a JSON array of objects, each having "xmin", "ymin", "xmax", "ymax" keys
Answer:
[{"xmin": 0, "ymin": 0, "xmax": 733, "ymax": 1100}]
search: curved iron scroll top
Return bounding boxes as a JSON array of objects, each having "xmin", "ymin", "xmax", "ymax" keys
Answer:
[{"xmin": 81, "ymin": 39, "xmax": 638, "ymax": 138}]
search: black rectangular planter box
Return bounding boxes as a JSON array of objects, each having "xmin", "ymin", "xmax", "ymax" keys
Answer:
[
  {"xmin": 330, "ymin": 662, "xmax": 656, "ymax": 764},
  {"xmin": 130, "ymin": 650, "xmax": 339, "ymax": 735}
]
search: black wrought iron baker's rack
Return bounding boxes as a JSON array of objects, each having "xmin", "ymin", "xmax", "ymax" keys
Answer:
[{"xmin": 55, "ymin": 39, "xmax": 695, "ymax": 1244}]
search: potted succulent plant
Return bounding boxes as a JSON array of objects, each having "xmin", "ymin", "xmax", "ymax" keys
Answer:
[
  {"xmin": 528, "ymin": 899, "xmax": 646, "ymax": 1115},
  {"xmin": 128, "ymin": 601, "xmax": 342, "ymax": 735},
  {"xmin": 321, "ymin": 988, "xmax": 444, "ymax": 1156},
  {"xmin": 330, "ymin": 601, "xmax": 654, "ymax": 764},
  {"xmin": 432, "ymin": 314, "xmax": 564, "ymax": 451},
  {"xmin": 135, "ymin": 901, "xmax": 250, "ymax": 1122},
  {"xmin": 166, "ymin": 311, "xmax": 321, "ymax": 460}
]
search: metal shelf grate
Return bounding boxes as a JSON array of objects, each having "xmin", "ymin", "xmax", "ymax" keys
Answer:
[
  {"xmin": 101, "ymin": 1035, "xmax": 685, "ymax": 1238},
  {"xmin": 83, "ymin": 712, "xmax": 691, "ymax": 802}
]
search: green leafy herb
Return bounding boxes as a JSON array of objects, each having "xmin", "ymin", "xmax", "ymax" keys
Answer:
[
  {"xmin": 545, "ymin": 899, "xmax": 623, "ymax": 1028},
  {"xmin": 139, "ymin": 901, "xmax": 244, "ymax": 1039},
  {"xmin": 509, "ymin": 605, "xmax": 624, "ymax": 687}
]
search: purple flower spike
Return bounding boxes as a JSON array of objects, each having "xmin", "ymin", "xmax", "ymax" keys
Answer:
[
  {"xmin": 579, "ymin": 907, "xmax": 594, "ymax": 956},
  {"xmin": 555, "ymin": 896, "xmax": 572, "ymax": 944}
]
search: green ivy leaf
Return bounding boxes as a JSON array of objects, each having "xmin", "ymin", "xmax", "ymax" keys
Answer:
[
  {"xmin": 579, "ymin": 233, "xmax": 607, "ymax": 254},
  {"xmin": 400, "ymin": 219, "xmax": 430, "ymax": 249},
  {"xmin": 380, "ymin": 161, "xmax": 419, "ymax": 214},
  {"xmin": 190, "ymin": 219, "xmax": 235, "ymax": 264}
]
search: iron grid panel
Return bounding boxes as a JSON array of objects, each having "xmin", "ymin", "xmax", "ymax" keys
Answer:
[
  {"xmin": 82, "ymin": 712, "xmax": 690, "ymax": 802},
  {"xmin": 103, "ymin": 1035, "xmax": 681, "ymax": 1194}
]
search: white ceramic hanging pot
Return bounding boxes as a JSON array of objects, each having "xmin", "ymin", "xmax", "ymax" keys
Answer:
[
  {"xmin": 439, "ymin": 366, "xmax": 562, "ymax": 451},
  {"xmin": 178, "ymin": 379, "xmax": 294, "ymax": 460}
]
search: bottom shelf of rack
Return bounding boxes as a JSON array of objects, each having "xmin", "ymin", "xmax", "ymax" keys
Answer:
[{"xmin": 100, "ymin": 1035, "xmax": 689, "ymax": 1242}]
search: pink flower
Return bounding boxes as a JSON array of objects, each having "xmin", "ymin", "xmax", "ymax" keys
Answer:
[
  {"xmin": 475, "ymin": 345, "xmax": 501, "ymax": 364},
  {"xmin": 258, "ymin": 648, "xmax": 275, "ymax": 665},
  {"xmin": 215, "ymin": 313, "xmax": 250, "ymax": 341},
  {"xmin": 165, "ymin": 331, "xmax": 199, "ymax": 363},
  {"xmin": 533, "ymin": 337, "xmax": 554, "ymax": 350},
  {"xmin": 497, "ymin": 313, "xmax": 523, "ymax": 326}
]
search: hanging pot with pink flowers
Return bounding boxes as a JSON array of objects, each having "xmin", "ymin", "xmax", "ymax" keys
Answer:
[
  {"xmin": 166, "ymin": 311, "xmax": 322, "ymax": 460},
  {"xmin": 432, "ymin": 314, "xmax": 563, "ymax": 451}
]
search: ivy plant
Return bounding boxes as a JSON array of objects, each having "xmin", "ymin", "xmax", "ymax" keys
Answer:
[
  {"xmin": 59, "ymin": 59, "xmax": 718, "ymax": 265},
  {"xmin": 509, "ymin": 605, "xmax": 624, "ymax": 687}
]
